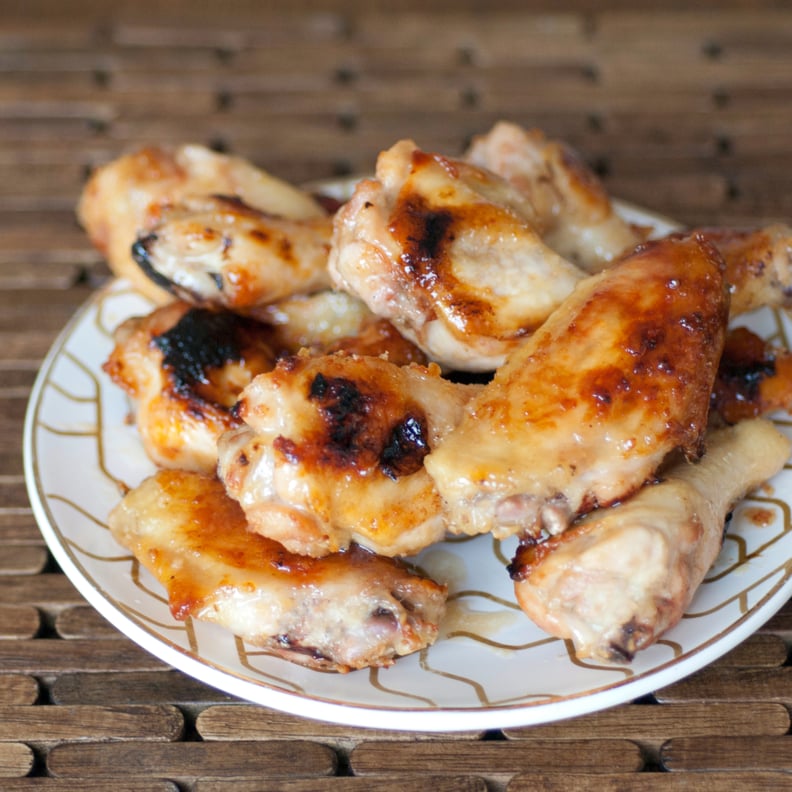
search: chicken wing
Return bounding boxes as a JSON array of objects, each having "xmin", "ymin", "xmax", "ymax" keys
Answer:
[
  {"xmin": 510, "ymin": 419, "xmax": 790, "ymax": 661},
  {"xmin": 217, "ymin": 352, "xmax": 479, "ymax": 557},
  {"xmin": 78, "ymin": 144, "xmax": 327, "ymax": 302},
  {"xmin": 682, "ymin": 225, "xmax": 792, "ymax": 316},
  {"xmin": 108, "ymin": 469, "xmax": 446, "ymax": 672},
  {"xmin": 131, "ymin": 195, "xmax": 333, "ymax": 311},
  {"xmin": 328, "ymin": 139, "xmax": 587, "ymax": 371},
  {"xmin": 424, "ymin": 233, "xmax": 729, "ymax": 541},
  {"xmin": 103, "ymin": 301, "xmax": 276, "ymax": 473},
  {"xmin": 465, "ymin": 121, "xmax": 648, "ymax": 272}
]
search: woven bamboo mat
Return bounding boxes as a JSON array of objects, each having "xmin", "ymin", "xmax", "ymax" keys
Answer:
[{"xmin": 3, "ymin": 1, "xmax": 792, "ymax": 788}]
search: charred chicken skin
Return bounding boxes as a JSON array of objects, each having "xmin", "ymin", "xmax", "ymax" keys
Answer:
[
  {"xmin": 103, "ymin": 301, "xmax": 277, "ymax": 473},
  {"xmin": 217, "ymin": 352, "xmax": 479, "ymax": 558}
]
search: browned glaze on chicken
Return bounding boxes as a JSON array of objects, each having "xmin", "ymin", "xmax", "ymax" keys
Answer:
[
  {"xmin": 510, "ymin": 419, "xmax": 790, "ymax": 661},
  {"xmin": 711, "ymin": 325, "xmax": 792, "ymax": 424},
  {"xmin": 684, "ymin": 225, "xmax": 792, "ymax": 316},
  {"xmin": 465, "ymin": 121, "xmax": 648, "ymax": 272},
  {"xmin": 425, "ymin": 233, "xmax": 729, "ymax": 541},
  {"xmin": 217, "ymin": 352, "xmax": 479, "ymax": 557},
  {"xmin": 103, "ymin": 301, "xmax": 276, "ymax": 472},
  {"xmin": 108, "ymin": 469, "xmax": 447, "ymax": 672},
  {"xmin": 329, "ymin": 139, "xmax": 586, "ymax": 371},
  {"xmin": 78, "ymin": 144, "xmax": 327, "ymax": 303},
  {"xmin": 132, "ymin": 195, "xmax": 333, "ymax": 310}
]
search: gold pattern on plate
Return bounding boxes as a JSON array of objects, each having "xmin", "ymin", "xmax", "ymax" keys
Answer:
[
  {"xmin": 562, "ymin": 640, "xmax": 635, "ymax": 677},
  {"xmin": 235, "ymin": 637, "xmax": 308, "ymax": 694},
  {"xmin": 368, "ymin": 667, "xmax": 438, "ymax": 708}
]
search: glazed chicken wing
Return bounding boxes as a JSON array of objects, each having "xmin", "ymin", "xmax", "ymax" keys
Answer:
[
  {"xmin": 108, "ymin": 469, "xmax": 446, "ymax": 672},
  {"xmin": 682, "ymin": 225, "xmax": 792, "ymax": 316},
  {"xmin": 103, "ymin": 301, "xmax": 276, "ymax": 473},
  {"xmin": 132, "ymin": 195, "xmax": 333, "ymax": 311},
  {"xmin": 465, "ymin": 121, "xmax": 648, "ymax": 272},
  {"xmin": 424, "ymin": 233, "xmax": 729, "ymax": 540},
  {"xmin": 217, "ymin": 352, "xmax": 479, "ymax": 558},
  {"xmin": 328, "ymin": 139, "xmax": 587, "ymax": 371},
  {"xmin": 510, "ymin": 419, "xmax": 791, "ymax": 661},
  {"xmin": 78, "ymin": 144, "xmax": 327, "ymax": 302}
]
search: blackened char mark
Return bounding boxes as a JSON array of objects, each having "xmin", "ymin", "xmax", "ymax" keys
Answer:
[
  {"xmin": 132, "ymin": 233, "xmax": 179, "ymax": 295},
  {"xmin": 389, "ymin": 193, "xmax": 455, "ymax": 290},
  {"xmin": 153, "ymin": 308, "xmax": 249, "ymax": 394},
  {"xmin": 380, "ymin": 413, "xmax": 429, "ymax": 480},
  {"xmin": 308, "ymin": 373, "xmax": 373, "ymax": 467},
  {"xmin": 306, "ymin": 373, "xmax": 430, "ymax": 479}
]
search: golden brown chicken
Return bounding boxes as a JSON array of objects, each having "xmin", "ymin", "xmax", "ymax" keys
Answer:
[
  {"xmin": 131, "ymin": 195, "xmax": 333, "ymax": 311},
  {"xmin": 217, "ymin": 352, "xmax": 479, "ymax": 558},
  {"xmin": 78, "ymin": 144, "xmax": 327, "ymax": 302},
  {"xmin": 510, "ymin": 419, "xmax": 790, "ymax": 661},
  {"xmin": 103, "ymin": 301, "xmax": 277, "ymax": 473},
  {"xmin": 108, "ymin": 469, "xmax": 447, "ymax": 672},
  {"xmin": 464, "ymin": 121, "xmax": 648, "ymax": 272},
  {"xmin": 424, "ymin": 233, "xmax": 729, "ymax": 541},
  {"xmin": 680, "ymin": 225, "xmax": 792, "ymax": 316},
  {"xmin": 328, "ymin": 139, "xmax": 587, "ymax": 371}
]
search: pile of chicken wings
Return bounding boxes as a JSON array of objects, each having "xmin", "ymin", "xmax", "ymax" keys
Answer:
[{"xmin": 80, "ymin": 121, "xmax": 792, "ymax": 671}]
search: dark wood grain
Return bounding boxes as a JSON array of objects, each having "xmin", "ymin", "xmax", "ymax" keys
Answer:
[
  {"xmin": 661, "ymin": 736, "xmax": 792, "ymax": 772},
  {"xmin": 51, "ymin": 670, "xmax": 236, "ymax": 706},
  {"xmin": 0, "ymin": 704, "xmax": 184, "ymax": 743},
  {"xmin": 508, "ymin": 771, "xmax": 792, "ymax": 790},
  {"xmin": 656, "ymin": 666, "xmax": 792, "ymax": 705},
  {"xmin": 350, "ymin": 740, "xmax": 644, "ymax": 783},
  {"xmin": 47, "ymin": 740, "xmax": 338, "ymax": 781},
  {"xmin": 195, "ymin": 778, "xmax": 489, "ymax": 792},
  {"xmin": 195, "ymin": 704, "xmax": 484, "ymax": 746}
]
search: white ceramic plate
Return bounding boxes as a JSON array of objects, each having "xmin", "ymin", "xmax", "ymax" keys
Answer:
[{"xmin": 23, "ymin": 199, "xmax": 792, "ymax": 732}]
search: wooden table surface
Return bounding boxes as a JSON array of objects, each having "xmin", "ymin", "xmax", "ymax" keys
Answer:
[{"xmin": 4, "ymin": 1, "xmax": 792, "ymax": 788}]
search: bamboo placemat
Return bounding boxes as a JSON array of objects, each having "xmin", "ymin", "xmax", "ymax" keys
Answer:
[{"xmin": 3, "ymin": 2, "xmax": 792, "ymax": 788}]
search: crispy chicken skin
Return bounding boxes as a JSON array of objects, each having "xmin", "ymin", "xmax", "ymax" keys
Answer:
[
  {"xmin": 108, "ymin": 470, "xmax": 447, "ymax": 672},
  {"xmin": 511, "ymin": 419, "xmax": 791, "ymax": 661},
  {"xmin": 328, "ymin": 139, "xmax": 587, "ymax": 371},
  {"xmin": 78, "ymin": 144, "xmax": 326, "ymax": 302},
  {"xmin": 711, "ymin": 326, "xmax": 792, "ymax": 425},
  {"xmin": 132, "ymin": 195, "xmax": 333, "ymax": 311},
  {"xmin": 465, "ymin": 121, "xmax": 648, "ymax": 272},
  {"xmin": 103, "ymin": 301, "xmax": 276, "ymax": 473},
  {"xmin": 424, "ymin": 233, "xmax": 730, "ymax": 541},
  {"xmin": 217, "ymin": 352, "xmax": 479, "ymax": 558},
  {"xmin": 684, "ymin": 225, "xmax": 792, "ymax": 316}
]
